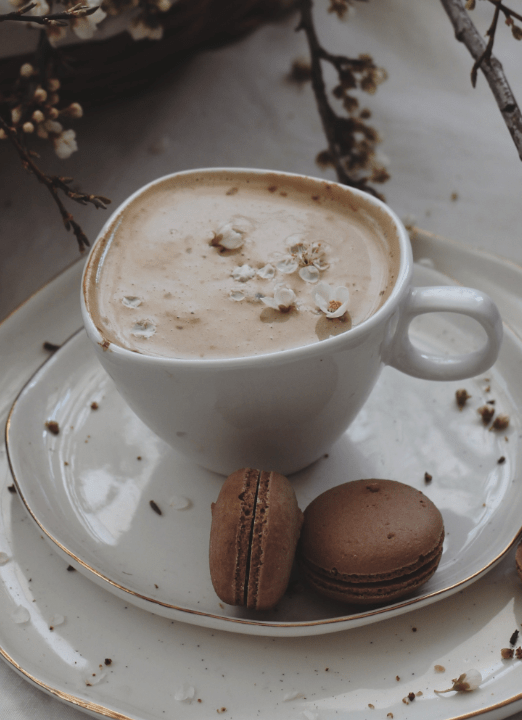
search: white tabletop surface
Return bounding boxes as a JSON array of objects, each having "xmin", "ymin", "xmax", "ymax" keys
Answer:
[{"xmin": 1, "ymin": 1, "xmax": 522, "ymax": 717}]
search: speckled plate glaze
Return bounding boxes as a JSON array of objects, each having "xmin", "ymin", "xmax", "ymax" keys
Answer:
[
  {"xmin": 5, "ymin": 235, "xmax": 522, "ymax": 637},
  {"xmin": 3, "ymin": 238, "xmax": 522, "ymax": 720}
]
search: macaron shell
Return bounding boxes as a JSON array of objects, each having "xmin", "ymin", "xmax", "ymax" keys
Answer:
[
  {"xmin": 209, "ymin": 468, "xmax": 259, "ymax": 606},
  {"xmin": 246, "ymin": 471, "xmax": 303, "ymax": 611},
  {"xmin": 298, "ymin": 479, "xmax": 444, "ymax": 605},
  {"xmin": 300, "ymin": 479, "xmax": 444, "ymax": 577}
]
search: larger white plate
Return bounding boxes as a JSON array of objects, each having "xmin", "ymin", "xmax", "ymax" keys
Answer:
[
  {"xmin": 4, "ymin": 242, "xmax": 522, "ymax": 637},
  {"xmin": 3, "ymin": 238, "xmax": 522, "ymax": 719}
]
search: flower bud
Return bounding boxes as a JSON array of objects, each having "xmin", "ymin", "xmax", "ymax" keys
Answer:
[
  {"xmin": 0, "ymin": 129, "xmax": 7, "ymax": 140},
  {"xmin": 32, "ymin": 109, "xmax": 45, "ymax": 123},
  {"xmin": 11, "ymin": 106, "xmax": 22, "ymax": 125},
  {"xmin": 47, "ymin": 78, "xmax": 60, "ymax": 92},
  {"xmin": 20, "ymin": 63, "xmax": 34, "ymax": 78},
  {"xmin": 22, "ymin": 122, "xmax": 35, "ymax": 133},
  {"xmin": 48, "ymin": 107, "xmax": 60, "ymax": 119},
  {"xmin": 67, "ymin": 102, "xmax": 83, "ymax": 119},
  {"xmin": 33, "ymin": 87, "xmax": 48, "ymax": 103}
]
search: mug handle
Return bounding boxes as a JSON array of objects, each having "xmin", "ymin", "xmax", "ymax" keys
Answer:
[{"xmin": 384, "ymin": 286, "xmax": 503, "ymax": 380}]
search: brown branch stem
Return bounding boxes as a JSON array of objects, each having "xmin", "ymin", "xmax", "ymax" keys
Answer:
[
  {"xmin": 0, "ymin": 116, "xmax": 109, "ymax": 250},
  {"xmin": 439, "ymin": 0, "xmax": 522, "ymax": 161},
  {"xmin": 0, "ymin": 3, "xmax": 99, "ymax": 25},
  {"xmin": 297, "ymin": 0, "xmax": 381, "ymax": 195}
]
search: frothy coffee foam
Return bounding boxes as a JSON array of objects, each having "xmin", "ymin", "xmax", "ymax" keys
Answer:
[{"xmin": 85, "ymin": 171, "xmax": 401, "ymax": 359}]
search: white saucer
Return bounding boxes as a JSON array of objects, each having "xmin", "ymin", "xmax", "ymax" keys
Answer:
[
  {"xmin": 5, "ymin": 256, "xmax": 522, "ymax": 637},
  {"xmin": 3, "ymin": 239, "xmax": 522, "ymax": 720}
]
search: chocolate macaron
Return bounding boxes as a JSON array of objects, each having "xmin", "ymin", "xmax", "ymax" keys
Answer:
[
  {"xmin": 298, "ymin": 479, "xmax": 444, "ymax": 605},
  {"xmin": 209, "ymin": 468, "xmax": 303, "ymax": 611}
]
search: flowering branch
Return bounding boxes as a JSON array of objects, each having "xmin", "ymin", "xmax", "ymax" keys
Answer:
[
  {"xmin": 0, "ymin": 2, "xmax": 100, "ymax": 25},
  {"xmin": 0, "ymin": 116, "xmax": 110, "ymax": 251},
  {"xmin": 296, "ymin": 0, "xmax": 389, "ymax": 198},
  {"xmin": 439, "ymin": 0, "xmax": 522, "ymax": 160}
]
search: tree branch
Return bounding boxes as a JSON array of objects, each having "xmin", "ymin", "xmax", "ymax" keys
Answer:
[
  {"xmin": 0, "ymin": 2, "xmax": 99, "ymax": 25},
  {"xmin": 0, "ymin": 116, "xmax": 110, "ymax": 251},
  {"xmin": 439, "ymin": 0, "xmax": 522, "ymax": 161},
  {"xmin": 297, "ymin": 0, "xmax": 388, "ymax": 196}
]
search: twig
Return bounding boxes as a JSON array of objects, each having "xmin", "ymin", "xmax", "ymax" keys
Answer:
[
  {"xmin": 470, "ymin": 0, "xmax": 501, "ymax": 87},
  {"xmin": 0, "ymin": 2, "xmax": 99, "ymax": 25},
  {"xmin": 296, "ymin": 0, "xmax": 388, "ymax": 197},
  {"xmin": 0, "ymin": 116, "xmax": 110, "ymax": 251},
  {"xmin": 439, "ymin": 0, "xmax": 522, "ymax": 160}
]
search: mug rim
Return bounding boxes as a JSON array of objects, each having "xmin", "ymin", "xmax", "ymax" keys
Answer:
[{"xmin": 81, "ymin": 167, "xmax": 413, "ymax": 368}]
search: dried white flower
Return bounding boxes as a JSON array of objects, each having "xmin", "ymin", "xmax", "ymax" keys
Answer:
[
  {"xmin": 71, "ymin": 0, "xmax": 107, "ymax": 39},
  {"xmin": 0, "ymin": 129, "xmax": 7, "ymax": 140},
  {"xmin": 276, "ymin": 257, "xmax": 299, "ymax": 274},
  {"xmin": 285, "ymin": 237, "xmax": 329, "ymax": 272},
  {"xmin": 174, "ymin": 683, "xmax": 196, "ymax": 703},
  {"xmin": 28, "ymin": 0, "xmax": 49, "ymax": 15},
  {"xmin": 231, "ymin": 264, "xmax": 256, "ymax": 283},
  {"xmin": 261, "ymin": 285, "xmax": 296, "ymax": 313},
  {"xmin": 435, "ymin": 669, "xmax": 482, "ymax": 693},
  {"xmin": 131, "ymin": 320, "xmax": 156, "ymax": 338},
  {"xmin": 44, "ymin": 119, "xmax": 63, "ymax": 134},
  {"xmin": 53, "ymin": 129, "xmax": 78, "ymax": 159},
  {"xmin": 22, "ymin": 122, "xmax": 34, "ymax": 133},
  {"xmin": 212, "ymin": 219, "xmax": 251, "ymax": 250},
  {"xmin": 314, "ymin": 282, "xmax": 350, "ymax": 318},
  {"xmin": 122, "ymin": 296, "xmax": 142, "ymax": 308},
  {"xmin": 299, "ymin": 266, "xmax": 320, "ymax": 284},
  {"xmin": 32, "ymin": 109, "xmax": 45, "ymax": 123},
  {"xmin": 257, "ymin": 264, "xmax": 275, "ymax": 280}
]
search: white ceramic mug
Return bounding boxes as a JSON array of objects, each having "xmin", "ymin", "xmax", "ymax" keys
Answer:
[{"xmin": 81, "ymin": 169, "xmax": 503, "ymax": 475}]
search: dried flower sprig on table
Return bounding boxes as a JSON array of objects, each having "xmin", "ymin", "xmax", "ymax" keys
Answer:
[
  {"xmin": 0, "ymin": 10, "xmax": 110, "ymax": 250},
  {"xmin": 296, "ymin": 0, "xmax": 390, "ymax": 199}
]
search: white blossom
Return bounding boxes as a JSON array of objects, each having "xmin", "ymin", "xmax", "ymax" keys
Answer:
[
  {"xmin": 71, "ymin": 0, "xmax": 107, "ymax": 39},
  {"xmin": 261, "ymin": 285, "xmax": 296, "ymax": 312},
  {"xmin": 257, "ymin": 264, "xmax": 275, "ymax": 280},
  {"xmin": 435, "ymin": 669, "xmax": 482, "ymax": 693},
  {"xmin": 44, "ymin": 119, "xmax": 63, "ymax": 134},
  {"xmin": 276, "ymin": 257, "xmax": 298, "ymax": 274},
  {"xmin": 212, "ymin": 219, "xmax": 251, "ymax": 250},
  {"xmin": 314, "ymin": 282, "xmax": 350, "ymax": 318},
  {"xmin": 122, "ymin": 296, "xmax": 142, "ymax": 308},
  {"xmin": 231, "ymin": 264, "xmax": 256, "ymax": 283},
  {"xmin": 53, "ymin": 129, "xmax": 78, "ymax": 159},
  {"xmin": 299, "ymin": 266, "xmax": 320, "ymax": 283}
]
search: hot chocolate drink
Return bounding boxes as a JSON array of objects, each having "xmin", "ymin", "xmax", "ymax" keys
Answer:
[{"xmin": 84, "ymin": 170, "xmax": 401, "ymax": 359}]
